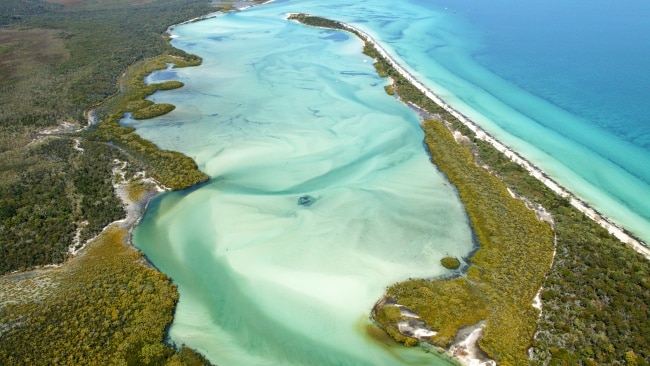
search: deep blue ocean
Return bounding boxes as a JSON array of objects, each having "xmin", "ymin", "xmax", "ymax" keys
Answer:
[
  {"xmin": 412, "ymin": 0, "xmax": 650, "ymax": 241},
  {"xmin": 269, "ymin": 0, "xmax": 650, "ymax": 242}
]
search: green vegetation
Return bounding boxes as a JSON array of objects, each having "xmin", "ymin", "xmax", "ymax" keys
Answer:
[
  {"xmin": 0, "ymin": 0, "xmax": 215, "ymax": 274},
  {"xmin": 292, "ymin": 13, "xmax": 650, "ymax": 366},
  {"xmin": 0, "ymin": 0, "xmax": 260, "ymax": 364},
  {"xmin": 384, "ymin": 119, "xmax": 554, "ymax": 365},
  {"xmin": 88, "ymin": 53, "xmax": 209, "ymax": 190},
  {"xmin": 0, "ymin": 0, "xmax": 228, "ymax": 273},
  {"xmin": 288, "ymin": 13, "xmax": 344, "ymax": 29},
  {"xmin": 440, "ymin": 257, "xmax": 460, "ymax": 270},
  {"xmin": 0, "ymin": 226, "xmax": 210, "ymax": 365},
  {"xmin": 132, "ymin": 102, "xmax": 176, "ymax": 120},
  {"xmin": 0, "ymin": 137, "xmax": 131, "ymax": 273},
  {"xmin": 158, "ymin": 80, "xmax": 185, "ymax": 90},
  {"xmin": 477, "ymin": 141, "xmax": 650, "ymax": 365}
]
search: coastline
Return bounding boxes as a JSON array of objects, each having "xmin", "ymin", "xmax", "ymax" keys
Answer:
[
  {"xmin": 166, "ymin": 0, "xmax": 276, "ymax": 34},
  {"xmin": 3, "ymin": 2, "xmax": 640, "ymax": 362},
  {"xmin": 331, "ymin": 21, "xmax": 649, "ymax": 259},
  {"xmin": 288, "ymin": 12, "xmax": 650, "ymax": 365},
  {"xmin": 289, "ymin": 13, "xmax": 552, "ymax": 366}
]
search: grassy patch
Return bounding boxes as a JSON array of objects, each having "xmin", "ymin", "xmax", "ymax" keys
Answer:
[
  {"xmin": 126, "ymin": 179, "xmax": 154, "ymax": 202},
  {"xmin": 132, "ymin": 102, "xmax": 176, "ymax": 119}
]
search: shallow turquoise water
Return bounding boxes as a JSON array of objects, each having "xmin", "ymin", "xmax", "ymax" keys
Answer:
[
  {"xmin": 130, "ymin": 8, "xmax": 471, "ymax": 365},
  {"xmin": 312, "ymin": 0, "xmax": 650, "ymax": 242},
  {"xmin": 129, "ymin": 0, "xmax": 650, "ymax": 364},
  {"xmin": 215, "ymin": 0, "xmax": 650, "ymax": 242}
]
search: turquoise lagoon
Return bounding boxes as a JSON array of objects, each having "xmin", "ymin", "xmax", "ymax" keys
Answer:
[
  {"xmin": 130, "ymin": 5, "xmax": 471, "ymax": 366},
  {"xmin": 128, "ymin": 0, "xmax": 650, "ymax": 364}
]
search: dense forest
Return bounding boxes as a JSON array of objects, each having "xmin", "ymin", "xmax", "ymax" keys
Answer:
[
  {"xmin": 0, "ymin": 227, "xmax": 211, "ymax": 365},
  {"xmin": 0, "ymin": 0, "xmax": 214, "ymax": 274},
  {"xmin": 0, "ymin": 0, "xmax": 260, "ymax": 364},
  {"xmin": 290, "ymin": 14, "xmax": 650, "ymax": 366}
]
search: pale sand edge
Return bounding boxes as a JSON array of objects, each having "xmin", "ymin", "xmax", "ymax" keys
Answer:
[
  {"xmin": 330, "ymin": 19, "xmax": 649, "ymax": 259},
  {"xmin": 287, "ymin": 13, "xmax": 649, "ymax": 365},
  {"xmin": 68, "ymin": 160, "xmax": 167, "ymax": 256},
  {"xmin": 337, "ymin": 20, "xmax": 650, "ymax": 365}
]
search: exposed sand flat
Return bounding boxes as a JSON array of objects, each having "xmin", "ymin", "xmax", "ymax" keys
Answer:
[{"xmin": 449, "ymin": 322, "xmax": 496, "ymax": 366}]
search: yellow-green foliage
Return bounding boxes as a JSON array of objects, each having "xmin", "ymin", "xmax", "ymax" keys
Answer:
[
  {"xmin": 133, "ymin": 103, "xmax": 176, "ymax": 119},
  {"xmin": 477, "ymin": 145, "xmax": 650, "ymax": 365},
  {"xmin": 387, "ymin": 277, "xmax": 489, "ymax": 347},
  {"xmin": 374, "ymin": 305, "xmax": 401, "ymax": 324},
  {"xmin": 157, "ymin": 80, "xmax": 185, "ymax": 90},
  {"xmin": 448, "ymin": 122, "xmax": 547, "ymax": 359},
  {"xmin": 90, "ymin": 54, "xmax": 208, "ymax": 190},
  {"xmin": 334, "ymin": 19, "xmax": 555, "ymax": 365},
  {"xmin": 384, "ymin": 120, "xmax": 554, "ymax": 365},
  {"xmin": 440, "ymin": 256, "xmax": 460, "ymax": 269},
  {"xmin": 0, "ymin": 226, "xmax": 209, "ymax": 365},
  {"xmin": 126, "ymin": 179, "xmax": 155, "ymax": 202}
]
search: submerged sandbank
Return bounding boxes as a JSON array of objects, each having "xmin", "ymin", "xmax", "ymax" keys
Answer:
[
  {"xmin": 131, "ymin": 9, "xmax": 473, "ymax": 366},
  {"xmin": 325, "ymin": 18, "xmax": 649, "ymax": 259},
  {"xmin": 288, "ymin": 13, "xmax": 554, "ymax": 365}
]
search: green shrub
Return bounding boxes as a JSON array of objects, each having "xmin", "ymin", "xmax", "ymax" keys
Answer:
[
  {"xmin": 440, "ymin": 257, "xmax": 460, "ymax": 270},
  {"xmin": 132, "ymin": 103, "xmax": 176, "ymax": 119}
]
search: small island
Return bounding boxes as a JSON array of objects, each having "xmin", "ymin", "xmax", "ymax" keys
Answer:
[{"xmin": 440, "ymin": 257, "xmax": 460, "ymax": 270}]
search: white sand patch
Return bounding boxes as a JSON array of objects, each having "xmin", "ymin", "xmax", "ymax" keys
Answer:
[
  {"xmin": 394, "ymin": 305, "xmax": 438, "ymax": 339},
  {"xmin": 449, "ymin": 322, "xmax": 496, "ymax": 366},
  {"xmin": 111, "ymin": 161, "xmax": 167, "ymax": 231},
  {"xmin": 86, "ymin": 108, "xmax": 98, "ymax": 127},
  {"xmin": 38, "ymin": 121, "xmax": 77, "ymax": 135},
  {"xmin": 532, "ymin": 290, "xmax": 542, "ymax": 311},
  {"xmin": 66, "ymin": 159, "xmax": 167, "ymax": 255},
  {"xmin": 68, "ymin": 220, "xmax": 88, "ymax": 255},
  {"xmin": 72, "ymin": 138, "xmax": 84, "ymax": 153},
  {"xmin": 397, "ymin": 320, "xmax": 438, "ymax": 338}
]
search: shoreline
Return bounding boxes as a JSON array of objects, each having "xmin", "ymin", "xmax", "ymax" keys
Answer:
[
  {"xmin": 288, "ymin": 12, "xmax": 646, "ymax": 365},
  {"xmin": 166, "ymin": 0, "xmax": 275, "ymax": 35},
  {"xmin": 332, "ymin": 20, "xmax": 649, "ymax": 259}
]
